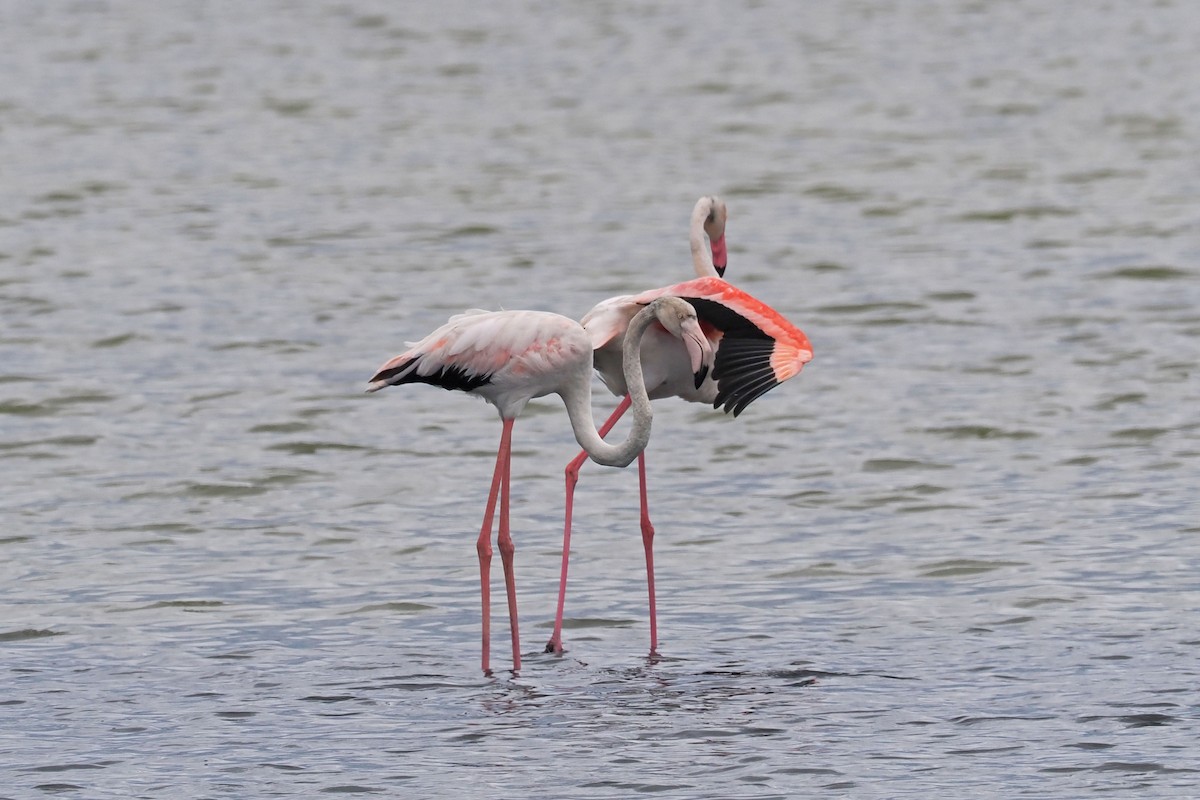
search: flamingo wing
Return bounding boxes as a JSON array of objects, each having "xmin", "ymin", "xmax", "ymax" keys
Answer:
[
  {"xmin": 628, "ymin": 276, "xmax": 813, "ymax": 417},
  {"xmin": 367, "ymin": 310, "xmax": 588, "ymax": 402},
  {"xmin": 368, "ymin": 310, "xmax": 494, "ymax": 392}
]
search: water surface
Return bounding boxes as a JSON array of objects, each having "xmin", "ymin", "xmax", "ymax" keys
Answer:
[{"xmin": 2, "ymin": 1, "xmax": 1199, "ymax": 797}]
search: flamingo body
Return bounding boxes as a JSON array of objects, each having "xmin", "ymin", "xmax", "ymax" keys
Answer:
[{"xmin": 368, "ymin": 310, "xmax": 593, "ymax": 419}]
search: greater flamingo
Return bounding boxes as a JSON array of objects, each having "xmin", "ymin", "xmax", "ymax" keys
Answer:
[
  {"xmin": 366, "ymin": 296, "xmax": 713, "ymax": 674},
  {"xmin": 546, "ymin": 198, "xmax": 813, "ymax": 656}
]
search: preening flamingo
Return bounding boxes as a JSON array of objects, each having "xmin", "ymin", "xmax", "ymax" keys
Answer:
[
  {"xmin": 367, "ymin": 296, "xmax": 713, "ymax": 674},
  {"xmin": 546, "ymin": 197, "xmax": 813, "ymax": 656}
]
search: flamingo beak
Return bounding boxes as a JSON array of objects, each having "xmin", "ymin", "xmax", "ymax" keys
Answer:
[
  {"xmin": 710, "ymin": 234, "xmax": 727, "ymax": 278},
  {"xmin": 682, "ymin": 324, "xmax": 714, "ymax": 389}
]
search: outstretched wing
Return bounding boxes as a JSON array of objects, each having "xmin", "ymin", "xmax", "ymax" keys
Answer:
[{"xmin": 629, "ymin": 277, "xmax": 813, "ymax": 416}]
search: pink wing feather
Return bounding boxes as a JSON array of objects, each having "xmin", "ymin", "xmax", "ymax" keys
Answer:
[{"xmin": 604, "ymin": 276, "xmax": 813, "ymax": 416}]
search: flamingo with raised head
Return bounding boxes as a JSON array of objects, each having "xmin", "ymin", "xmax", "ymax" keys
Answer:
[
  {"xmin": 546, "ymin": 197, "xmax": 813, "ymax": 656},
  {"xmin": 367, "ymin": 296, "xmax": 713, "ymax": 674}
]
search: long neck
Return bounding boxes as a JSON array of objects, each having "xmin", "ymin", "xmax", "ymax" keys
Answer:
[
  {"xmin": 690, "ymin": 201, "xmax": 719, "ymax": 277},
  {"xmin": 562, "ymin": 308, "xmax": 657, "ymax": 468}
]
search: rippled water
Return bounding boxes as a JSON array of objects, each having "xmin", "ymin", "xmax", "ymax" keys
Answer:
[{"xmin": 3, "ymin": 1, "xmax": 1199, "ymax": 797}]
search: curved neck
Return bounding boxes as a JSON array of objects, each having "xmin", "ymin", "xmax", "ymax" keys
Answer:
[
  {"xmin": 562, "ymin": 307, "xmax": 657, "ymax": 468},
  {"xmin": 690, "ymin": 200, "xmax": 720, "ymax": 277}
]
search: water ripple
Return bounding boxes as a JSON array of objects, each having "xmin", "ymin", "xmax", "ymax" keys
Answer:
[{"xmin": 3, "ymin": 1, "xmax": 1199, "ymax": 797}]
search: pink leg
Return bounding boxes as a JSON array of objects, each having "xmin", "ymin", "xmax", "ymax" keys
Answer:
[
  {"xmin": 546, "ymin": 395, "xmax": 633, "ymax": 654},
  {"xmin": 496, "ymin": 419, "xmax": 521, "ymax": 672},
  {"xmin": 638, "ymin": 450, "xmax": 658, "ymax": 654},
  {"xmin": 476, "ymin": 418, "xmax": 514, "ymax": 676}
]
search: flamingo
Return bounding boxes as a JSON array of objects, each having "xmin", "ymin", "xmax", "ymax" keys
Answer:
[
  {"xmin": 546, "ymin": 197, "xmax": 813, "ymax": 656},
  {"xmin": 366, "ymin": 296, "xmax": 714, "ymax": 675}
]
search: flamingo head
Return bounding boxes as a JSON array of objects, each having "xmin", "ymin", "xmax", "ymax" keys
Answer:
[
  {"xmin": 649, "ymin": 297, "xmax": 714, "ymax": 389},
  {"xmin": 703, "ymin": 196, "xmax": 728, "ymax": 277}
]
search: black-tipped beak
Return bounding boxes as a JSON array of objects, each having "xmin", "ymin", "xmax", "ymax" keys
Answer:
[
  {"xmin": 709, "ymin": 233, "xmax": 727, "ymax": 278},
  {"xmin": 680, "ymin": 321, "xmax": 714, "ymax": 390}
]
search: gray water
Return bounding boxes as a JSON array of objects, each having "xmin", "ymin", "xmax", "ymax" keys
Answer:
[{"xmin": 3, "ymin": 1, "xmax": 1199, "ymax": 797}]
